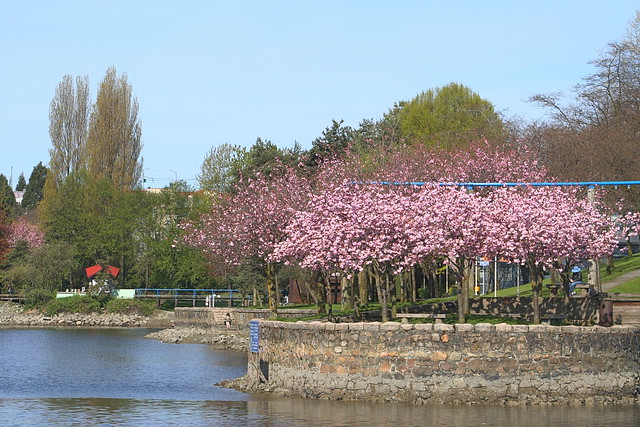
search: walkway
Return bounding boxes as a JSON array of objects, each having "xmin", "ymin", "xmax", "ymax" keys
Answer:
[{"xmin": 601, "ymin": 269, "xmax": 640, "ymax": 292}]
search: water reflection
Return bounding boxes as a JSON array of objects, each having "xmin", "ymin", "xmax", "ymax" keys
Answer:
[{"xmin": 0, "ymin": 328, "xmax": 637, "ymax": 426}]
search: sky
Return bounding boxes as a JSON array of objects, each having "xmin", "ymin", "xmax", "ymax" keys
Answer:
[{"xmin": 1, "ymin": 1, "xmax": 638, "ymax": 188}]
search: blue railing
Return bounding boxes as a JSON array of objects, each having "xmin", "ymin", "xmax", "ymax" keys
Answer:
[
  {"xmin": 134, "ymin": 288, "xmax": 240, "ymax": 297},
  {"xmin": 357, "ymin": 180, "xmax": 640, "ymax": 189}
]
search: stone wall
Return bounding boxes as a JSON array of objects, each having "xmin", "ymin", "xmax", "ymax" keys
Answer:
[
  {"xmin": 174, "ymin": 307, "xmax": 316, "ymax": 328},
  {"xmin": 403, "ymin": 297, "xmax": 601, "ymax": 324},
  {"xmin": 247, "ymin": 320, "xmax": 640, "ymax": 405}
]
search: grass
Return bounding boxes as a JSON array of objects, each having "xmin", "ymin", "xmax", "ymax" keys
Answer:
[
  {"xmin": 600, "ymin": 252, "xmax": 640, "ymax": 283},
  {"xmin": 492, "ymin": 252, "xmax": 640, "ymax": 297},
  {"xmin": 608, "ymin": 276, "xmax": 640, "ymax": 293}
]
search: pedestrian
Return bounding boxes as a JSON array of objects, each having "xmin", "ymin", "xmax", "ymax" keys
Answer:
[{"xmin": 224, "ymin": 313, "xmax": 232, "ymax": 329}]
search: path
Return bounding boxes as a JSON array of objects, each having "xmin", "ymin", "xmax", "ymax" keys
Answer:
[{"xmin": 600, "ymin": 268, "xmax": 640, "ymax": 292}]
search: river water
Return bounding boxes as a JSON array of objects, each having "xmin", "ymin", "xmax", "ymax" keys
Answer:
[{"xmin": 0, "ymin": 328, "xmax": 637, "ymax": 426}]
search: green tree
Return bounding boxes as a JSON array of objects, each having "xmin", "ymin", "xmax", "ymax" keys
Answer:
[
  {"xmin": 394, "ymin": 83, "xmax": 504, "ymax": 145},
  {"xmin": 306, "ymin": 119, "xmax": 354, "ymax": 165},
  {"xmin": 15, "ymin": 173, "xmax": 26, "ymax": 191},
  {"xmin": 22, "ymin": 162, "xmax": 47, "ymax": 211},
  {"xmin": 197, "ymin": 143, "xmax": 246, "ymax": 192},
  {"xmin": 87, "ymin": 66, "xmax": 143, "ymax": 190},
  {"xmin": 0, "ymin": 174, "xmax": 16, "ymax": 215},
  {"xmin": 239, "ymin": 138, "xmax": 302, "ymax": 180},
  {"xmin": 3, "ymin": 243, "xmax": 77, "ymax": 292},
  {"xmin": 129, "ymin": 187, "xmax": 214, "ymax": 289}
]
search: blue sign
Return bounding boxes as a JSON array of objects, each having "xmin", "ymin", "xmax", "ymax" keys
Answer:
[{"xmin": 249, "ymin": 320, "xmax": 260, "ymax": 353}]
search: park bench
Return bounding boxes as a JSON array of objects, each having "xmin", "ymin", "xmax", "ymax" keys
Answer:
[
  {"xmin": 541, "ymin": 313, "xmax": 567, "ymax": 324},
  {"xmin": 573, "ymin": 283, "xmax": 596, "ymax": 297},
  {"xmin": 546, "ymin": 283, "xmax": 563, "ymax": 297},
  {"xmin": 397, "ymin": 313, "xmax": 447, "ymax": 323}
]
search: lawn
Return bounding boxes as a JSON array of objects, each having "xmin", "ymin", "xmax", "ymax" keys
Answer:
[
  {"xmin": 608, "ymin": 276, "xmax": 640, "ymax": 293},
  {"xmin": 493, "ymin": 253, "xmax": 640, "ymax": 297}
]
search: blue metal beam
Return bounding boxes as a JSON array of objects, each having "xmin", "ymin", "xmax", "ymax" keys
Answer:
[{"xmin": 360, "ymin": 180, "xmax": 640, "ymax": 188}]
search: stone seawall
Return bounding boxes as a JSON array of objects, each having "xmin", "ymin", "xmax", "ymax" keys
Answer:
[
  {"xmin": 174, "ymin": 307, "xmax": 316, "ymax": 328},
  {"xmin": 246, "ymin": 320, "xmax": 640, "ymax": 406}
]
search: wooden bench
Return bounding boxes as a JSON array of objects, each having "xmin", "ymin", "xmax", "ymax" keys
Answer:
[
  {"xmin": 500, "ymin": 313, "xmax": 523, "ymax": 319},
  {"xmin": 397, "ymin": 313, "xmax": 447, "ymax": 323},
  {"xmin": 546, "ymin": 283, "xmax": 563, "ymax": 297},
  {"xmin": 541, "ymin": 313, "xmax": 567, "ymax": 324},
  {"xmin": 573, "ymin": 283, "xmax": 595, "ymax": 297}
]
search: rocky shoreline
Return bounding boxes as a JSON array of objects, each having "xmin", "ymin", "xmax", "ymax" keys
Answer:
[
  {"xmin": 0, "ymin": 302, "xmax": 171, "ymax": 327},
  {"xmin": 144, "ymin": 326, "xmax": 249, "ymax": 351},
  {"xmin": 0, "ymin": 302, "xmax": 248, "ymax": 351}
]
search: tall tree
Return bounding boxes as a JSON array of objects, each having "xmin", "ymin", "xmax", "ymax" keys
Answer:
[
  {"xmin": 0, "ymin": 174, "xmax": 16, "ymax": 215},
  {"xmin": 528, "ymin": 12, "xmax": 640, "ymax": 208},
  {"xmin": 15, "ymin": 173, "xmax": 26, "ymax": 191},
  {"xmin": 48, "ymin": 74, "xmax": 91, "ymax": 187},
  {"xmin": 197, "ymin": 143, "xmax": 246, "ymax": 192},
  {"xmin": 22, "ymin": 162, "xmax": 47, "ymax": 211},
  {"xmin": 87, "ymin": 66, "xmax": 143, "ymax": 190},
  {"xmin": 183, "ymin": 165, "xmax": 311, "ymax": 314},
  {"xmin": 306, "ymin": 119, "xmax": 354, "ymax": 165},
  {"xmin": 393, "ymin": 83, "xmax": 504, "ymax": 145}
]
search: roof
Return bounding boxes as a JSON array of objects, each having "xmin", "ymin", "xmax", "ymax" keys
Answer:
[{"xmin": 85, "ymin": 265, "xmax": 120, "ymax": 279}]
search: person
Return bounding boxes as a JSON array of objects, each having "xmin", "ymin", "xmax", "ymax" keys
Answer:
[
  {"xmin": 224, "ymin": 313, "xmax": 232, "ymax": 329},
  {"xmin": 569, "ymin": 266, "xmax": 585, "ymax": 295}
]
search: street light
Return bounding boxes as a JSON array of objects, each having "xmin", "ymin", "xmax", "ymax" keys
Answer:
[{"xmin": 169, "ymin": 170, "xmax": 178, "ymax": 183}]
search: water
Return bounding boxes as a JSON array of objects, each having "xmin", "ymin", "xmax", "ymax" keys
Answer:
[{"xmin": 0, "ymin": 328, "xmax": 638, "ymax": 426}]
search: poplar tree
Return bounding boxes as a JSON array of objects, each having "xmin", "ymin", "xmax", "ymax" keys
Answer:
[
  {"xmin": 87, "ymin": 66, "xmax": 143, "ymax": 190},
  {"xmin": 48, "ymin": 74, "xmax": 91, "ymax": 187}
]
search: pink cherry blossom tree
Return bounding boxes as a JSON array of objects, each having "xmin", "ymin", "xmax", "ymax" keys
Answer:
[
  {"xmin": 7, "ymin": 218, "xmax": 45, "ymax": 249},
  {"xmin": 486, "ymin": 186, "xmax": 617, "ymax": 322},
  {"xmin": 182, "ymin": 165, "xmax": 311, "ymax": 314}
]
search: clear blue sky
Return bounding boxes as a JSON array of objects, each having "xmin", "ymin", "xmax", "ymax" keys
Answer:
[{"xmin": 1, "ymin": 1, "xmax": 638, "ymax": 188}]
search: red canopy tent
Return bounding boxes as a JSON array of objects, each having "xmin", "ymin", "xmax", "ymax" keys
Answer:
[{"xmin": 85, "ymin": 265, "xmax": 120, "ymax": 280}]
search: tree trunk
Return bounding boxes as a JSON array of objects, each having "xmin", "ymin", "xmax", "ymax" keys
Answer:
[
  {"xmin": 341, "ymin": 276, "xmax": 353, "ymax": 310},
  {"xmin": 605, "ymin": 255, "xmax": 614, "ymax": 275},
  {"xmin": 389, "ymin": 274, "xmax": 397, "ymax": 320},
  {"xmin": 358, "ymin": 270, "xmax": 368, "ymax": 307},
  {"xmin": 527, "ymin": 260, "xmax": 542, "ymax": 324},
  {"xmin": 457, "ymin": 286, "xmax": 465, "ymax": 323},
  {"xmin": 462, "ymin": 260, "xmax": 474, "ymax": 315},
  {"xmin": 411, "ymin": 266, "xmax": 417, "ymax": 303},
  {"xmin": 265, "ymin": 262, "xmax": 278, "ymax": 316},
  {"xmin": 373, "ymin": 270, "xmax": 387, "ymax": 322},
  {"xmin": 316, "ymin": 272, "xmax": 327, "ymax": 315}
]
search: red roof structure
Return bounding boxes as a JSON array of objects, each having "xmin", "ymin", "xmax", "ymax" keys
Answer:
[{"xmin": 85, "ymin": 265, "xmax": 120, "ymax": 280}]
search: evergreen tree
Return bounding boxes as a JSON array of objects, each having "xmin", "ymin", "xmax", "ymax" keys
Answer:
[
  {"xmin": 22, "ymin": 162, "xmax": 47, "ymax": 211},
  {"xmin": 15, "ymin": 173, "xmax": 26, "ymax": 191},
  {"xmin": 0, "ymin": 174, "xmax": 16, "ymax": 215}
]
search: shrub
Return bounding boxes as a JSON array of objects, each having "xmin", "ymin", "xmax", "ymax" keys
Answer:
[
  {"xmin": 23, "ymin": 288, "xmax": 56, "ymax": 310},
  {"xmin": 45, "ymin": 295, "xmax": 101, "ymax": 316},
  {"xmin": 105, "ymin": 298, "xmax": 155, "ymax": 316}
]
